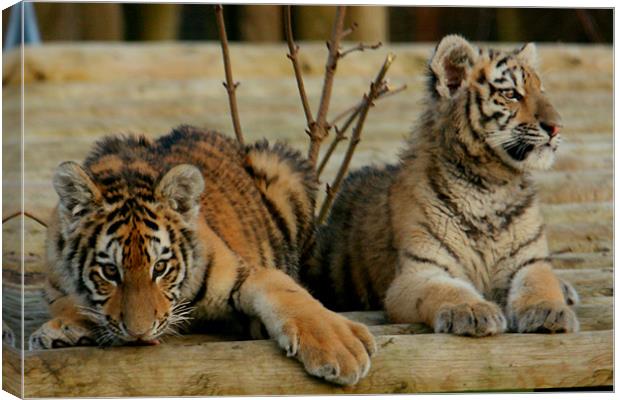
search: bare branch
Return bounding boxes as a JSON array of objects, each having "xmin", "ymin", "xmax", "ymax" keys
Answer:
[
  {"xmin": 340, "ymin": 22, "xmax": 358, "ymax": 40},
  {"xmin": 317, "ymin": 82, "xmax": 407, "ymax": 177},
  {"xmin": 317, "ymin": 53, "xmax": 397, "ymax": 224},
  {"xmin": 340, "ymin": 41, "xmax": 383, "ymax": 58},
  {"xmin": 214, "ymin": 4, "xmax": 245, "ymax": 146},
  {"xmin": 284, "ymin": 5, "xmax": 314, "ymax": 127},
  {"xmin": 2, "ymin": 210, "xmax": 48, "ymax": 228},
  {"xmin": 317, "ymin": 105, "xmax": 360, "ymax": 176},
  {"xmin": 307, "ymin": 6, "xmax": 347, "ymax": 170}
]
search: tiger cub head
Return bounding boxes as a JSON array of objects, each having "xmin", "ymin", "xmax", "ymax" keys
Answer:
[
  {"xmin": 428, "ymin": 35, "xmax": 562, "ymax": 171},
  {"xmin": 52, "ymin": 159, "xmax": 205, "ymax": 344}
]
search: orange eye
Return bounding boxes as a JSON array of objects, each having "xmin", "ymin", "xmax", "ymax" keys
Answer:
[
  {"xmin": 501, "ymin": 89, "xmax": 522, "ymax": 101},
  {"xmin": 101, "ymin": 264, "xmax": 119, "ymax": 281},
  {"xmin": 153, "ymin": 261, "xmax": 167, "ymax": 278}
]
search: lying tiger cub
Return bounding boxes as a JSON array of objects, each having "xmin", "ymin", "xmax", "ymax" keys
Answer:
[
  {"xmin": 303, "ymin": 35, "xmax": 579, "ymax": 336},
  {"xmin": 30, "ymin": 126, "xmax": 375, "ymax": 385}
]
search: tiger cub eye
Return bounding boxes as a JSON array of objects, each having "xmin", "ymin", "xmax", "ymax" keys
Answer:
[
  {"xmin": 153, "ymin": 261, "xmax": 167, "ymax": 278},
  {"xmin": 102, "ymin": 264, "xmax": 119, "ymax": 281},
  {"xmin": 501, "ymin": 89, "xmax": 522, "ymax": 101}
]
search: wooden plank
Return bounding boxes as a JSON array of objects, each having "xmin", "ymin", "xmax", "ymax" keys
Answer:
[
  {"xmin": 547, "ymin": 222, "xmax": 612, "ymax": 254},
  {"xmin": 2, "ymin": 43, "xmax": 612, "ymax": 85},
  {"xmin": 2, "ymin": 282, "xmax": 611, "ymax": 349},
  {"xmin": 551, "ymin": 251, "xmax": 611, "ymax": 270},
  {"xmin": 3, "ymin": 330, "xmax": 610, "ymax": 396},
  {"xmin": 346, "ymin": 302, "xmax": 611, "ymax": 333},
  {"xmin": 2, "ymin": 346, "xmax": 22, "ymax": 397}
]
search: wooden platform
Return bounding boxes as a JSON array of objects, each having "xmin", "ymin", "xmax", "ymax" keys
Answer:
[{"xmin": 1, "ymin": 42, "xmax": 613, "ymax": 396}]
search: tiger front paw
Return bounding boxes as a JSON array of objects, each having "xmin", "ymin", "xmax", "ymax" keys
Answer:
[
  {"xmin": 275, "ymin": 309, "xmax": 377, "ymax": 385},
  {"xmin": 508, "ymin": 300, "xmax": 579, "ymax": 333},
  {"xmin": 29, "ymin": 318, "xmax": 96, "ymax": 350},
  {"xmin": 434, "ymin": 301, "xmax": 507, "ymax": 337}
]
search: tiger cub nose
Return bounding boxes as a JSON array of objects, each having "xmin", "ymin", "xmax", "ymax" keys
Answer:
[{"xmin": 540, "ymin": 122, "xmax": 561, "ymax": 138}]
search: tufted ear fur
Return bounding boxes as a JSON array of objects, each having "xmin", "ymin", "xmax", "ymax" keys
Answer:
[
  {"xmin": 430, "ymin": 35, "xmax": 478, "ymax": 98},
  {"xmin": 155, "ymin": 164, "xmax": 205, "ymax": 219},
  {"xmin": 53, "ymin": 161, "xmax": 102, "ymax": 219},
  {"xmin": 516, "ymin": 43, "xmax": 539, "ymax": 68}
]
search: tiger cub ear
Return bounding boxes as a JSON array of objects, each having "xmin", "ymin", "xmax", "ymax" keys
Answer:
[
  {"xmin": 53, "ymin": 161, "xmax": 102, "ymax": 218},
  {"xmin": 155, "ymin": 164, "xmax": 205, "ymax": 219},
  {"xmin": 516, "ymin": 43, "xmax": 539, "ymax": 68},
  {"xmin": 430, "ymin": 35, "xmax": 478, "ymax": 98}
]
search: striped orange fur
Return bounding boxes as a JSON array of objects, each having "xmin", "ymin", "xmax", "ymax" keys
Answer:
[{"xmin": 31, "ymin": 126, "xmax": 375, "ymax": 385}]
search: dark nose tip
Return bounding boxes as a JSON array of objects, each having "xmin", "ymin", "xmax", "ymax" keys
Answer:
[{"xmin": 540, "ymin": 122, "xmax": 561, "ymax": 138}]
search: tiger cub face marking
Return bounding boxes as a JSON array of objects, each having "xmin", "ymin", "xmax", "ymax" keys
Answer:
[
  {"xmin": 429, "ymin": 35, "xmax": 562, "ymax": 171},
  {"xmin": 53, "ymin": 161, "xmax": 204, "ymax": 344}
]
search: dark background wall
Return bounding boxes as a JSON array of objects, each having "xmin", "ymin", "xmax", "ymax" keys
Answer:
[{"xmin": 2, "ymin": 4, "xmax": 613, "ymax": 46}]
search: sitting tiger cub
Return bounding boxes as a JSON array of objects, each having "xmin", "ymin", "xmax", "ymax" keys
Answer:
[
  {"xmin": 303, "ymin": 35, "xmax": 579, "ymax": 336},
  {"xmin": 30, "ymin": 126, "xmax": 375, "ymax": 385}
]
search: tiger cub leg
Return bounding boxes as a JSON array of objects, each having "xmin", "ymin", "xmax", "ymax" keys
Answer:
[
  {"xmin": 235, "ymin": 268, "xmax": 376, "ymax": 385},
  {"xmin": 29, "ymin": 285, "xmax": 97, "ymax": 350},
  {"xmin": 506, "ymin": 261, "xmax": 579, "ymax": 333},
  {"xmin": 385, "ymin": 265, "xmax": 506, "ymax": 336}
]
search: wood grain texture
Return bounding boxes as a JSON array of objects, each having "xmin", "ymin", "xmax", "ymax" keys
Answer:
[{"xmin": 3, "ymin": 331, "xmax": 611, "ymax": 397}]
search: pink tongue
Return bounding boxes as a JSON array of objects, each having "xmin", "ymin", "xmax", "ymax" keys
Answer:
[{"xmin": 134, "ymin": 339, "xmax": 160, "ymax": 346}]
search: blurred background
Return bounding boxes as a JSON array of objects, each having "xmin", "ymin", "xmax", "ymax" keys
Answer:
[{"xmin": 2, "ymin": 3, "xmax": 613, "ymax": 47}]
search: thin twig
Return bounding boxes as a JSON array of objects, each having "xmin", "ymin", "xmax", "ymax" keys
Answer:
[
  {"xmin": 340, "ymin": 41, "xmax": 383, "ymax": 58},
  {"xmin": 317, "ymin": 103, "xmax": 363, "ymax": 177},
  {"xmin": 214, "ymin": 4, "xmax": 245, "ymax": 146},
  {"xmin": 284, "ymin": 5, "xmax": 314, "ymax": 127},
  {"xmin": 317, "ymin": 83, "xmax": 407, "ymax": 177},
  {"xmin": 340, "ymin": 22, "xmax": 358, "ymax": 40},
  {"xmin": 2, "ymin": 210, "xmax": 48, "ymax": 228},
  {"xmin": 317, "ymin": 53, "xmax": 397, "ymax": 225},
  {"xmin": 307, "ymin": 6, "xmax": 347, "ymax": 170}
]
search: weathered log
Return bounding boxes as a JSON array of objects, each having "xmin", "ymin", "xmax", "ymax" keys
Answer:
[{"xmin": 2, "ymin": 330, "xmax": 611, "ymax": 396}]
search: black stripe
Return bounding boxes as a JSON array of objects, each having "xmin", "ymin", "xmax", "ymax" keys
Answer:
[
  {"xmin": 441, "ymin": 150, "xmax": 490, "ymax": 192},
  {"xmin": 187, "ymin": 252, "xmax": 213, "ymax": 307},
  {"xmin": 259, "ymin": 192, "xmax": 292, "ymax": 245},
  {"xmin": 493, "ymin": 225, "xmax": 545, "ymax": 270},
  {"xmin": 56, "ymin": 235, "xmax": 65, "ymax": 254},
  {"xmin": 403, "ymin": 251, "xmax": 453, "ymax": 275},
  {"xmin": 495, "ymin": 56, "xmax": 510, "ymax": 68},
  {"xmin": 107, "ymin": 217, "xmax": 129, "ymax": 235},
  {"xmin": 106, "ymin": 201, "xmax": 130, "ymax": 222},
  {"xmin": 498, "ymin": 191, "xmax": 535, "ymax": 230},
  {"xmin": 228, "ymin": 266, "xmax": 250, "ymax": 311},
  {"xmin": 506, "ymin": 257, "xmax": 552, "ymax": 287},
  {"xmin": 420, "ymin": 222, "xmax": 462, "ymax": 265},
  {"xmin": 143, "ymin": 218, "xmax": 159, "ymax": 231},
  {"xmin": 142, "ymin": 206, "xmax": 158, "ymax": 220},
  {"xmin": 104, "ymin": 194, "xmax": 124, "ymax": 204},
  {"xmin": 99, "ymin": 175, "xmax": 120, "ymax": 186},
  {"xmin": 427, "ymin": 163, "xmax": 484, "ymax": 240}
]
